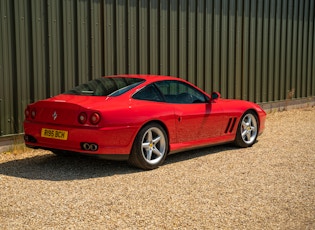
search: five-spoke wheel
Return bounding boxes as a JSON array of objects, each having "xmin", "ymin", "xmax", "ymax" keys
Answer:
[
  {"xmin": 128, "ymin": 123, "xmax": 168, "ymax": 170},
  {"xmin": 234, "ymin": 111, "xmax": 258, "ymax": 147}
]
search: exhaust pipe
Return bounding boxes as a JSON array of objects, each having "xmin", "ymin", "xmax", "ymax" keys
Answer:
[
  {"xmin": 90, "ymin": 144, "xmax": 98, "ymax": 151},
  {"xmin": 81, "ymin": 142, "xmax": 98, "ymax": 151}
]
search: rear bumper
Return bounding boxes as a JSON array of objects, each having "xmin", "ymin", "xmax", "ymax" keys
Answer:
[
  {"xmin": 24, "ymin": 121, "xmax": 138, "ymax": 157},
  {"xmin": 25, "ymin": 144, "xmax": 129, "ymax": 161}
]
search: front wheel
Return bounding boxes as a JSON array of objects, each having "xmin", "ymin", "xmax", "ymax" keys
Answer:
[
  {"xmin": 234, "ymin": 111, "xmax": 259, "ymax": 148},
  {"xmin": 128, "ymin": 123, "xmax": 168, "ymax": 170}
]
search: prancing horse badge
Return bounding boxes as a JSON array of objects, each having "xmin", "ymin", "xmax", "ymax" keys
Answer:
[{"xmin": 52, "ymin": 111, "xmax": 58, "ymax": 120}]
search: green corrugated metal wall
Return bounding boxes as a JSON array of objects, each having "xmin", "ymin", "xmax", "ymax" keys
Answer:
[{"xmin": 0, "ymin": 0, "xmax": 314, "ymax": 136}]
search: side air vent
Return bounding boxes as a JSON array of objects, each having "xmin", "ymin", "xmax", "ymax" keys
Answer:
[{"xmin": 224, "ymin": 117, "xmax": 237, "ymax": 134}]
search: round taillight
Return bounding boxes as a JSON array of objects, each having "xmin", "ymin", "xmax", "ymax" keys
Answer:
[
  {"xmin": 25, "ymin": 108, "xmax": 30, "ymax": 118},
  {"xmin": 90, "ymin": 112, "xmax": 101, "ymax": 125},
  {"xmin": 78, "ymin": 112, "xmax": 87, "ymax": 124},
  {"xmin": 31, "ymin": 109, "xmax": 36, "ymax": 119}
]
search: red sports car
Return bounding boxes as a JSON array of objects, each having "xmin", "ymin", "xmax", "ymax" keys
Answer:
[{"xmin": 24, "ymin": 75, "xmax": 266, "ymax": 169}]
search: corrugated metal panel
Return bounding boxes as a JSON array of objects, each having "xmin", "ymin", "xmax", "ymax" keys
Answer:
[
  {"xmin": 0, "ymin": 0, "xmax": 314, "ymax": 136},
  {"xmin": 14, "ymin": 0, "xmax": 31, "ymax": 134},
  {"xmin": 169, "ymin": 0, "xmax": 179, "ymax": 77},
  {"xmin": 103, "ymin": 0, "xmax": 115, "ymax": 75},
  {"xmin": 306, "ymin": 1, "xmax": 315, "ymax": 97},
  {"xmin": 139, "ymin": 0, "xmax": 149, "ymax": 74},
  {"xmin": 0, "ymin": 0, "xmax": 14, "ymax": 135},
  {"xmin": 77, "ymin": 0, "xmax": 90, "ymax": 83},
  {"xmin": 235, "ymin": 0, "xmax": 243, "ymax": 100},
  {"xmin": 309, "ymin": 0, "xmax": 315, "ymax": 97},
  {"xmin": 278, "ymin": 0, "xmax": 288, "ymax": 100},
  {"xmin": 196, "ymin": 0, "xmax": 205, "ymax": 89},
  {"xmin": 127, "ymin": 0, "xmax": 138, "ymax": 74},
  {"xmin": 204, "ymin": 0, "xmax": 214, "ymax": 94},
  {"xmin": 227, "ymin": 0, "xmax": 236, "ymax": 100},
  {"xmin": 160, "ymin": 0, "xmax": 169, "ymax": 76}
]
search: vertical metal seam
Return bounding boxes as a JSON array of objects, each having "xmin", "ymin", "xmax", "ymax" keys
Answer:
[
  {"xmin": 283, "ymin": 0, "xmax": 288, "ymax": 99},
  {"xmin": 186, "ymin": 0, "xmax": 189, "ymax": 80},
  {"xmin": 303, "ymin": 0, "xmax": 309, "ymax": 97},
  {"xmin": 44, "ymin": 0, "xmax": 50, "ymax": 98},
  {"xmin": 266, "ymin": 0, "xmax": 270, "ymax": 101},
  {"xmin": 278, "ymin": 0, "xmax": 283, "ymax": 100},
  {"xmin": 177, "ymin": 0, "xmax": 180, "ymax": 77},
  {"xmin": 234, "ymin": 0, "xmax": 238, "ymax": 99},
  {"xmin": 27, "ymin": 0, "xmax": 34, "ymax": 103},
  {"xmin": 195, "ymin": 0, "xmax": 198, "ymax": 84},
  {"xmin": 261, "ymin": 0, "xmax": 265, "ymax": 102},
  {"xmin": 100, "ymin": 0, "xmax": 105, "ymax": 76},
  {"xmin": 254, "ymin": 0, "xmax": 259, "ymax": 102},
  {"xmin": 125, "ymin": 1, "xmax": 129, "ymax": 74},
  {"xmin": 112, "ymin": 1, "xmax": 117, "ymax": 74},
  {"xmin": 248, "ymin": 0, "xmax": 252, "ymax": 101},
  {"xmin": 299, "ymin": 0, "xmax": 305, "ymax": 98},
  {"xmin": 294, "ymin": 1, "xmax": 301, "ymax": 96},
  {"xmin": 291, "ymin": 0, "xmax": 295, "ymax": 92},
  {"xmin": 239, "ymin": 0, "xmax": 245, "ymax": 99},
  {"xmin": 157, "ymin": 0, "xmax": 161, "ymax": 75},
  {"xmin": 203, "ymin": 0, "xmax": 207, "ymax": 90},
  {"xmin": 167, "ymin": 0, "xmax": 171, "ymax": 76},
  {"xmin": 272, "ymin": 0, "xmax": 277, "ymax": 101},
  {"xmin": 10, "ymin": 0, "xmax": 18, "ymax": 133},
  {"xmin": 146, "ymin": 3, "xmax": 151, "ymax": 73},
  {"xmin": 58, "ymin": 0, "xmax": 65, "ymax": 91},
  {"xmin": 311, "ymin": 0, "xmax": 315, "ymax": 95},
  {"xmin": 87, "ymin": 0, "xmax": 93, "ymax": 79},
  {"xmin": 226, "ymin": 0, "xmax": 230, "ymax": 98},
  {"xmin": 136, "ymin": 1, "xmax": 140, "ymax": 73},
  {"xmin": 219, "ymin": 0, "xmax": 222, "ymax": 90},
  {"xmin": 73, "ymin": 0, "xmax": 79, "ymax": 85}
]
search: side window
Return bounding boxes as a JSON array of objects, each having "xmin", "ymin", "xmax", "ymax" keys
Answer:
[
  {"xmin": 132, "ymin": 84, "xmax": 164, "ymax": 102},
  {"xmin": 155, "ymin": 80, "xmax": 207, "ymax": 104}
]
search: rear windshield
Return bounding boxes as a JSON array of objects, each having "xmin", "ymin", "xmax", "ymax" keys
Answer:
[{"xmin": 64, "ymin": 77, "xmax": 145, "ymax": 96}]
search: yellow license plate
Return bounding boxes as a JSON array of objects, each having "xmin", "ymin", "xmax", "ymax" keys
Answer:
[{"xmin": 41, "ymin": 128, "xmax": 68, "ymax": 140}]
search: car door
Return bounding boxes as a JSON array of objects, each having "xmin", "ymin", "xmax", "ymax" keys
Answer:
[
  {"xmin": 172, "ymin": 102, "xmax": 224, "ymax": 143},
  {"xmin": 155, "ymin": 80, "xmax": 225, "ymax": 144}
]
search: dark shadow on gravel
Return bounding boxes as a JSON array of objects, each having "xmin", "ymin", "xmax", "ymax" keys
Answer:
[
  {"xmin": 165, "ymin": 143, "xmax": 237, "ymax": 165},
  {"xmin": 0, "ymin": 144, "xmax": 238, "ymax": 181},
  {"xmin": 0, "ymin": 153, "xmax": 139, "ymax": 181}
]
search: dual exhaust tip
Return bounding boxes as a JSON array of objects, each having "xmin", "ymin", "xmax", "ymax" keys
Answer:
[{"xmin": 81, "ymin": 142, "xmax": 98, "ymax": 151}]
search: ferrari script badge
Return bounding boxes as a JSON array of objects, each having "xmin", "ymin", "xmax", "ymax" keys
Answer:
[{"xmin": 52, "ymin": 111, "xmax": 58, "ymax": 120}]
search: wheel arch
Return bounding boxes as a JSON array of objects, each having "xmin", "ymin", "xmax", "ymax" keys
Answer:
[{"xmin": 133, "ymin": 120, "xmax": 170, "ymax": 153}]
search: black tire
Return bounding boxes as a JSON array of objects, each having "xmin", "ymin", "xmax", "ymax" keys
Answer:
[
  {"xmin": 128, "ymin": 123, "xmax": 168, "ymax": 170},
  {"xmin": 234, "ymin": 111, "xmax": 259, "ymax": 148}
]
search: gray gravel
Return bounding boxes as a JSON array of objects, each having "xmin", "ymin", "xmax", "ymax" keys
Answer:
[{"xmin": 1, "ymin": 107, "xmax": 314, "ymax": 229}]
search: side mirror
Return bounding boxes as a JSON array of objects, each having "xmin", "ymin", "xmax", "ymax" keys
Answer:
[{"xmin": 211, "ymin": 92, "xmax": 221, "ymax": 101}]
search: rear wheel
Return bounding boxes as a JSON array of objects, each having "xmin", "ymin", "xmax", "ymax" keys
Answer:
[
  {"xmin": 234, "ymin": 111, "xmax": 258, "ymax": 147},
  {"xmin": 128, "ymin": 123, "xmax": 168, "ymax": 170}
]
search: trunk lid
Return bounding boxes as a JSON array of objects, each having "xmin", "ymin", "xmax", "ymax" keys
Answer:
[{"xmin": 30, "ymin": 95, "xmax": 110, "ymax": 126}]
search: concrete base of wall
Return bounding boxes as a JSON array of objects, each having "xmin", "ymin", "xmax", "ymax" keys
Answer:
[
  {"xmin": 259, "ymin": 96, "xmax": 315, "ymax": 113},
  {"xmin": 0, "ymin": 134, "xmax": 25, "ymax": 154},
  {"xmin": 0, "ymin": 96, "xmax": 314, "ymax": 153}
]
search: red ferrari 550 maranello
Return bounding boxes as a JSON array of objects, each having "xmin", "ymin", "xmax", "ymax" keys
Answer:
[{"xmin": 24, "ymin": 75, "xmax": 266, "ymax": 169}]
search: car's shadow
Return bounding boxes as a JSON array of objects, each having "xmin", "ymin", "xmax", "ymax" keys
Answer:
[{"xmin": 0, "ymin": 144, "xmax": 236, "ymax": 181}]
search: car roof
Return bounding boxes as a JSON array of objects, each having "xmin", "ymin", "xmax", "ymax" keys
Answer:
[{"xmin": 102, "ymin": 74, "xmax": 184, "ymax": 83}]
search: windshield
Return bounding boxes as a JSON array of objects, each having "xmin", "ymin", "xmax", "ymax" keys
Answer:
[{"xmin": 64, "ymin": 77, "xmax": 145, "ymax": 96}]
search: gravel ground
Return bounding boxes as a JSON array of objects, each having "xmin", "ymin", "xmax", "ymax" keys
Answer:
[{"xmin": 0, "ymin": 107, "xmax": 314, "ymax": 229}]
